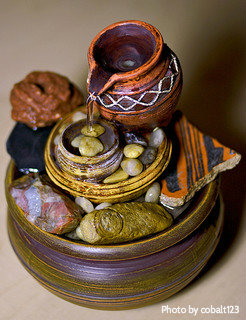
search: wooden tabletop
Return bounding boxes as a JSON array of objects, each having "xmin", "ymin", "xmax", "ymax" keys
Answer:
[{"xmin": 0, "ymin": 1, "xmax": 245, "ymax": 319}]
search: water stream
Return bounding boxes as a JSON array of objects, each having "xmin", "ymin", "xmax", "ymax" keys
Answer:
[{"xmin": 86, "ymin": 99, "xmax": 94, "ymax": 132}]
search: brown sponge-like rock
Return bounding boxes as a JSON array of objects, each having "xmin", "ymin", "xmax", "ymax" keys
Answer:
[{"xmin": 10, "ymin": 71, "xmax": 83, "ymax": 129}]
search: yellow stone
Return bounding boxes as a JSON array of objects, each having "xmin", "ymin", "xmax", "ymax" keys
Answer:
[
  {"xmin": 103, "ymin": 168, "xmax": 129, "ymax": 184},
  {"xmin": 123, "ymin": 144, "xmax": 144, "ymax": 158},
  {"xmin": 71, "ymin": 135, "xmax": 83, "ymax": 148},
  {"xmin": 81, "ymin": 123, "xmax": 105, "ymax": 137},
  {"xmin": 76, "ymin": 202, "xmax": 173, "ymax": 244},
  {"xmin": 72, "ymin": 111, "xmax": 87, "ymax": 122},
  {"xmin": 79, "ymin": 136, "xmax": 104, "ymax": 157}
]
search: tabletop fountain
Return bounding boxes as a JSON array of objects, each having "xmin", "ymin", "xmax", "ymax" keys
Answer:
[{"xmin": 5, "ymin": 20, "xmax": 241, "ymax": 309}]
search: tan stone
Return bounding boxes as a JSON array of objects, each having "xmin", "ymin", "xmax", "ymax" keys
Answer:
[
  {"xmin": 71, "ymin": 135, "xmax": 83, "ymax": 148},
  {"xmin": 121, "ymin": 158, "xmax": 143, "ymax": 176},
  {"xmin": 81, "ymin": 123, "xmax": 105, "ymax": 137},
  {"xmin": 79, "ymin": 136, "xmax": 104, "ymax": 157},
  {"xmin": 123, "ymin": 144, "xmax": 144, "ymax": 158},
  {"xmin": 103, "ymin": 168, "xmax": 129, "ymax": 184}
]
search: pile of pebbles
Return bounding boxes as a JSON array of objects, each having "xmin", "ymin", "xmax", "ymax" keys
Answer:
[{"xmin": 104, "ymin": 127, "xmax": 165, "ymax": 183}]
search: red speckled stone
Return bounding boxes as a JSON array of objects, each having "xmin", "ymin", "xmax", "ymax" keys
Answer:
[{"xmin": 9, "ymin": 174, "xmax": 82, "ymax": 234}]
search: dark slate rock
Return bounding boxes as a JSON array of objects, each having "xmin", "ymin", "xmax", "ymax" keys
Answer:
[{"xmin": 6, "ymin": 123, "xmax": 54, "ymax": 173}]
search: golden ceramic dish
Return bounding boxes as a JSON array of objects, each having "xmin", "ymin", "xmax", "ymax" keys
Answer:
[
  {"xmin": 44, "ymin": 108, "xmax": 172, "ymax": 203},
  {"xmin": 5, "ymin": 160, "xmax": 223, "ymax": 309}
]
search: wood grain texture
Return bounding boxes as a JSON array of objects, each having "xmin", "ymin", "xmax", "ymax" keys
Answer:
[{"xmin": 5, "ymin": 160, "xmax": 223, "ymax": 309}]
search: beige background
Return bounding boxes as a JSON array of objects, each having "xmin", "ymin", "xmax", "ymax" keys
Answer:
[{"xmin": 0, "ymin": 1, "xmax": 245, "ymax": 319}]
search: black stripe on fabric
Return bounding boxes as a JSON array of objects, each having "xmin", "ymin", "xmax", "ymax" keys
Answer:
[
  {"xmin": 178, "ymin": 119, "xmax": 193, "ymax": 189},
  {"xmin": 185, "ymin": 118, "xmax": 199, "ymax": 181},
  {"xmin": 193, "ymin": 125, "xmax": 204, "ymax": 178}
]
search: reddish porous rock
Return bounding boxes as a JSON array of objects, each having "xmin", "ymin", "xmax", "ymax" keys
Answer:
[
  {"xmin": 9, "ymin": 174, "xmax": 82, "ymax": 234},
  {"xmin": 10, "ymin": 71, "xmax": 84, "ymax": 129}
]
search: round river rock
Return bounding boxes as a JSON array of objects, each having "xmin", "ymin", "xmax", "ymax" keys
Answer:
[
  {"xmin": 123, "ymin": 144, "xmax": 144, "ymax": 158},
  {"xmin": 103, "ymin": 168, "xmax": 129, "ymax": 184},
  {"xmin": 79, "ymin": 136, "xmax": 104, "ymax": 157},
  {"xmin": 75, "ymin": 196, "xmax": 94, "ymax": 214},
  {"xmin": 71, "ymin": 135, "xmax": 83, "ymax": 148},
  {"xmin": 139, "ymin": 147, "xmax": 157, "ymax": 165},
  {"xmin": 121, "ymin": 158, "xmax": 143, "ymax": 176},
  {"xmin": 145, "ymin": 182, "xmax": 161, "ymax": 203},
  {"xmin": 81, "ymin": 124, "xmax": 105, "ymax": 137},
  {"xmin": 149, "ymin": 128, "xmax": 165, "ymax": 148}
]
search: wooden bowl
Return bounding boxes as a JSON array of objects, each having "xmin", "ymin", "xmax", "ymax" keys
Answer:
[
  {"xmin": 5, "ymin": 160, "xmax": 223, "ymax": 310},
  {"xmin": 44, "ymin": 108, "xmax": 172, "ymax": 203}
]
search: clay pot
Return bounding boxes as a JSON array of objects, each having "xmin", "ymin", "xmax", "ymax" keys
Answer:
[
  {"xmin": 5, "ymin": 161, "xmax": 223, "ymax": 309},
  {"xmin": 87, "ymin": 20, "xmax": 182, "ymax": 131},
  {"xmin": 44, "ymin": 108, "xmax": 172, "ymax": 203}
]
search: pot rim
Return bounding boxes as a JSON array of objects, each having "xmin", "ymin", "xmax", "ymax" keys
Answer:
[{"xmin": 87, "ymin": 20, "xmax": 164, "ymax": 95}]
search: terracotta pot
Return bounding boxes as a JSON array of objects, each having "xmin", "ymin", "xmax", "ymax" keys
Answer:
[
  {"xmin": 5, "ymin": 161, "xmax": 223, "ymax": 309},
  {"xmin": 87, "ymin": 20, "xmax": 182, "ymax": 131},
  {"xmin": 44, "ymin": 108, "xmax": 172, "ymax": 203}
]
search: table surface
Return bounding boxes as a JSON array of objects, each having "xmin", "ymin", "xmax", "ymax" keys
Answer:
[{"xmin": 0, "ymin": 1, "xmax": 245, "ymax": 319}]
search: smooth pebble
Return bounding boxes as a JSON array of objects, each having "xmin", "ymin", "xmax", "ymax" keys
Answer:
[
  {"xmin": 149, "ymin": 128, "xmax": 165, "ymax": 148},
  {"xmin": 72, "ymin": 111, "xmax": 87, "ymax": 122},
  {"xmin": 71, "ymin": 135, "xmax": 83, "ymax": 148},
  {"xmin": 79, "ymin": 136, "xmax": 104, "ymax": 157},
  {"xmin": 145, "ymin": 182, "xmax": 161, "ymax": 203},
  {"xmin": 75, "ymin": 196, "xmax": 94, "ymax": 214},
  {"xmin": 81, "ymin": 123, "xmax": 105, "ymax": 137},
  {"xmin": 65, "ymin": 229, "xmax": 81, "ymax": 240},
  {"xmin": 123, "ymin": 144, "xmax": 144, "ymax": 158},
  {"xmin": 95, "ymin": 202, "xmax": 112, "ymax": 210},
  {"xmin": 121, "ymin": 158, "xmax": 143, "ymax": 176},
  {"xmin": 139, "ymin": 147, "xmax": 157, "ymax": 165},
  {"xmin": 103, "ymin": 168, "xmax": 129, "ymax": 184}
]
